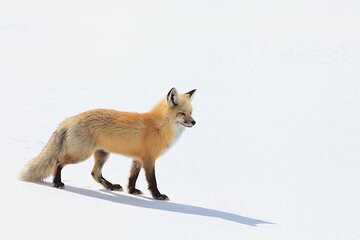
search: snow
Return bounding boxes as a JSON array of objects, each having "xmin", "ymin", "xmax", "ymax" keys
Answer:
[{"xmin": 1, "ymin": 0, "xmax": 360, "ymax": 239}]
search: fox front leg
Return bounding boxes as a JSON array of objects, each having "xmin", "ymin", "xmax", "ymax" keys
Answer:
[{"xmin": 144, "ymin": 164, "xmax": 169, "ymax": 201}]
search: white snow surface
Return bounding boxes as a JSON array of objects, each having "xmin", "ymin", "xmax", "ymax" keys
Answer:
[{"xmin": 1, "ymin": 0, "xmax": 360, "ymax": 239}]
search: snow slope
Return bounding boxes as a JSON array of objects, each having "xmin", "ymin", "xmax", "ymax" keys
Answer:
[{"xmin": 1, "ymin": 0, "xmax": 360, "ymax": 239}]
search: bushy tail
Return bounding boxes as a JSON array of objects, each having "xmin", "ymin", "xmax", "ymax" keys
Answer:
[{"xmin": 19, "ymin": 128, "xmax": 67, "ymax": 182}]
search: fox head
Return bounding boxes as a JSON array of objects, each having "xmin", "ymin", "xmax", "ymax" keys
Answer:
[{"xmin": 166, "ymin": 87, "xmax": 196, "ymax": 128}]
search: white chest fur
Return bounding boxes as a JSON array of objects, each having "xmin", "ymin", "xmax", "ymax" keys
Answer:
[
  {"xmin": 158, "ymin": 123, "xmax": 185, "ymax": 157},
  {"xmin": 171, "ymin": 123, "xmax": 185, "ymax": 146}
]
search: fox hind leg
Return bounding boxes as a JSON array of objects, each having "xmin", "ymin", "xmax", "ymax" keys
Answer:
[
  {"xmin": 91, "ymin": 150, "xmax": 122, "ymax": 191},
  {"xmin": 128, "ymin": 160, "xmax": 143, "ymax": 195},
  {"xmin": 53, "ymin": 152, "xmax": 92, "ymax": 188},
  {"xmin": 53, "ymin": 162, "xmax": 64, "ymax": 188}
]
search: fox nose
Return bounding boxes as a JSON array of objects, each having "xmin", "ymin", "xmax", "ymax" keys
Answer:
[{"xmin": 191, "ymin": 120, "xmax": 196, "ymax": 126}]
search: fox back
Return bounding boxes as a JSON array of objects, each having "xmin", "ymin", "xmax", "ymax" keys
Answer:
[{"xmin": 20, "ymin": 87, "xmax": 196, "ymax": 200}]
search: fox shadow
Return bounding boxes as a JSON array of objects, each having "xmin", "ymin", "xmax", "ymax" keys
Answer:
[{"xmin": 41, "ymin": 183, "xmax": 272, "ymax": 227}]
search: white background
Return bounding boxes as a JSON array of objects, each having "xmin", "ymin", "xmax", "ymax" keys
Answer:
[{"xmin": 1, "ymin": 1, "xmax": 359, "ymax": 239}]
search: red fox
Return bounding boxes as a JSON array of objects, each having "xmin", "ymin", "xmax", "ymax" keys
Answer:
[{"xmin": 20, "ymin": 88, "xmax": 196, "ymax": 200}]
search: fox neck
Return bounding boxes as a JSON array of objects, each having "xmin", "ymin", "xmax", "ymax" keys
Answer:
[{"xmin": 150, "ymin": 100, "xmax": 185, "ymax": 148}]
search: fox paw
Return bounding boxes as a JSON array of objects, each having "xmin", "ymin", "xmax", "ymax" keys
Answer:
[
  {"xmin": 108, "ymin": 184, "xmax": 123, "ymax": 191},
  {"xmin": 53, "ymin": 182, "xmax": 65, "ymax": 189},
  {"xmin": 153, "ymin": 194, "xmax": 169, "ymax": 201},
  {"xmin": 129, "ymin": 188, "xmax": 143, "ymax": 195}
]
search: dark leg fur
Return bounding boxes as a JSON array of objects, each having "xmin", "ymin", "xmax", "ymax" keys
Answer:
[
  {"xmin": 53, "ymin": 163, "xmax": 64, "ymax": 188},
  {"xmin": 92, "ymin": 150, "xmax": 122, "ymax": 191},
  {"xmin": 144, "ymin": 166, "xmax": 169, "ymax": 200},
  {"xmin": 99, "ymin": 175, "xmax": 122, "ymax": 191},
  {"xmin": 128, "ymin": 160, "xmax": 142, "ymax": 195}
]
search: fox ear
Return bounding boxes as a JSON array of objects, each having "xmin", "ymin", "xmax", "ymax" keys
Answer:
[
  {"xmin": 167, "ymin": 87, "xmax": 179, "ymax": 107},
  {"xmin": 185, "ymin": 89, "xmax": 197, "ymax": 101}
]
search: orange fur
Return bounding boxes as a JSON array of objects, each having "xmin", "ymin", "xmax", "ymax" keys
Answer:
[{"xmin": 19, "ymin": 88, "xmax": 196, "ymax": 200}]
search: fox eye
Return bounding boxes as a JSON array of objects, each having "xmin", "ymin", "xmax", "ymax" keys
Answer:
[{"xmin": 177, "ymin": 112, "xmax": 186, "ymax": 117}]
